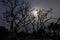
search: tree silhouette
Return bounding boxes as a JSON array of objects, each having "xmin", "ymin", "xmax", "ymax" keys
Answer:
[
  {"xmin": 1, "ymin": 0, "xmax": 32, "ymax": 33},
  {"xmin": 29, "ymin": 15, "xmax": 36, "ymax": 33},
  {"xmin": 37, "ymin": 8, "xmax": 53, "ymax": 30},
  {"xmin": 0, "ymin": 26, "xmax": 9, "ymax": 40},
  {"xmin": 48, "ymin": 17, "xmax": 60, "ymax": 38},
  {"xmin": 34, "ymin": 8, "xmax": 54, "ymax": 40}
]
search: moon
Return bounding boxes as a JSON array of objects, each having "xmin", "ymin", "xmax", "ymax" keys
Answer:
[{"xmin": 32, "ymin": 10, "xmax": 38, "ymax": 17}]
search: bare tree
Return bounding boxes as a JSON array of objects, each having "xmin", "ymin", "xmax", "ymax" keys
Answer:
[
  {"xmin": 48, "ymin": 17, "xmax": 60, "ymax": 37},
  {"xmin": 35, "ymin": 8, "xmax": 54, "ymax": 40},
  {"xmin": 28, "ymin": 8, "xmax": 54, "ymax": 33},
  {"xmin": 1, "ymin": 0, "xmax": 32, "ymax": 33},
  {"xmin": 37, "ymin": 8, "xmax": 53, "ymax": 30}
]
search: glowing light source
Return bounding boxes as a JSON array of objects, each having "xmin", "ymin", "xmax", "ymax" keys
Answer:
[{"xmin": 32, "ymin": 10, "xmax": 38, "ymax": 17}]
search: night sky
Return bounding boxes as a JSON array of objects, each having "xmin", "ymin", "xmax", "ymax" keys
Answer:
[
  {"xmin": 0, "ymin": 0, "xmax": 60, "ymax": 32},
  {"xmin": 31, "ymin": 0, "xmax": 60, "ymax": 22}
]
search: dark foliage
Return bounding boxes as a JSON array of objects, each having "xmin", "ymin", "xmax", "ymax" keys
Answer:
[{"xmin": 0, "ymin": 25, "xmax": 60, "ymax": 40}]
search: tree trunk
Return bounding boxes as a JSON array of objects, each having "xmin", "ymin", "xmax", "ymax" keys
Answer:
[
  {"xmin": 10, "ymin": 21, "xmax": 14, "ymax": 32},
  {"xmin": 57, "ymin": 30, "xmax": 59, "ymax": 38},
  {"xmin": 32, "ymin": 23, "xmax": 36, "ymax": 33},
  {"xmin": 24, "ymin": 20, "xmax": 28, "ymax": 32}
]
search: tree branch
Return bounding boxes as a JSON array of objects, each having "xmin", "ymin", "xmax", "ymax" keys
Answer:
[{"xmin": 44, "ymin": 17, "xmax": 56, "ymax": 24}]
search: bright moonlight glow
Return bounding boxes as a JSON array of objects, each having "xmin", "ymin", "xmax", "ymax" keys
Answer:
[
  {"xmin": 32, "ymin": 9, "xmax": 38, "ymax": 22},
  {"xmin": 32, "ymin": 10, "xmax": 38, "ymax": 17}
]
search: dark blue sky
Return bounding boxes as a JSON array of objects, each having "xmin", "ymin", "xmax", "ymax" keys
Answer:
[{"xmin": 0, "ymin": 0, "xmax": 60, "ymax": 32}]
